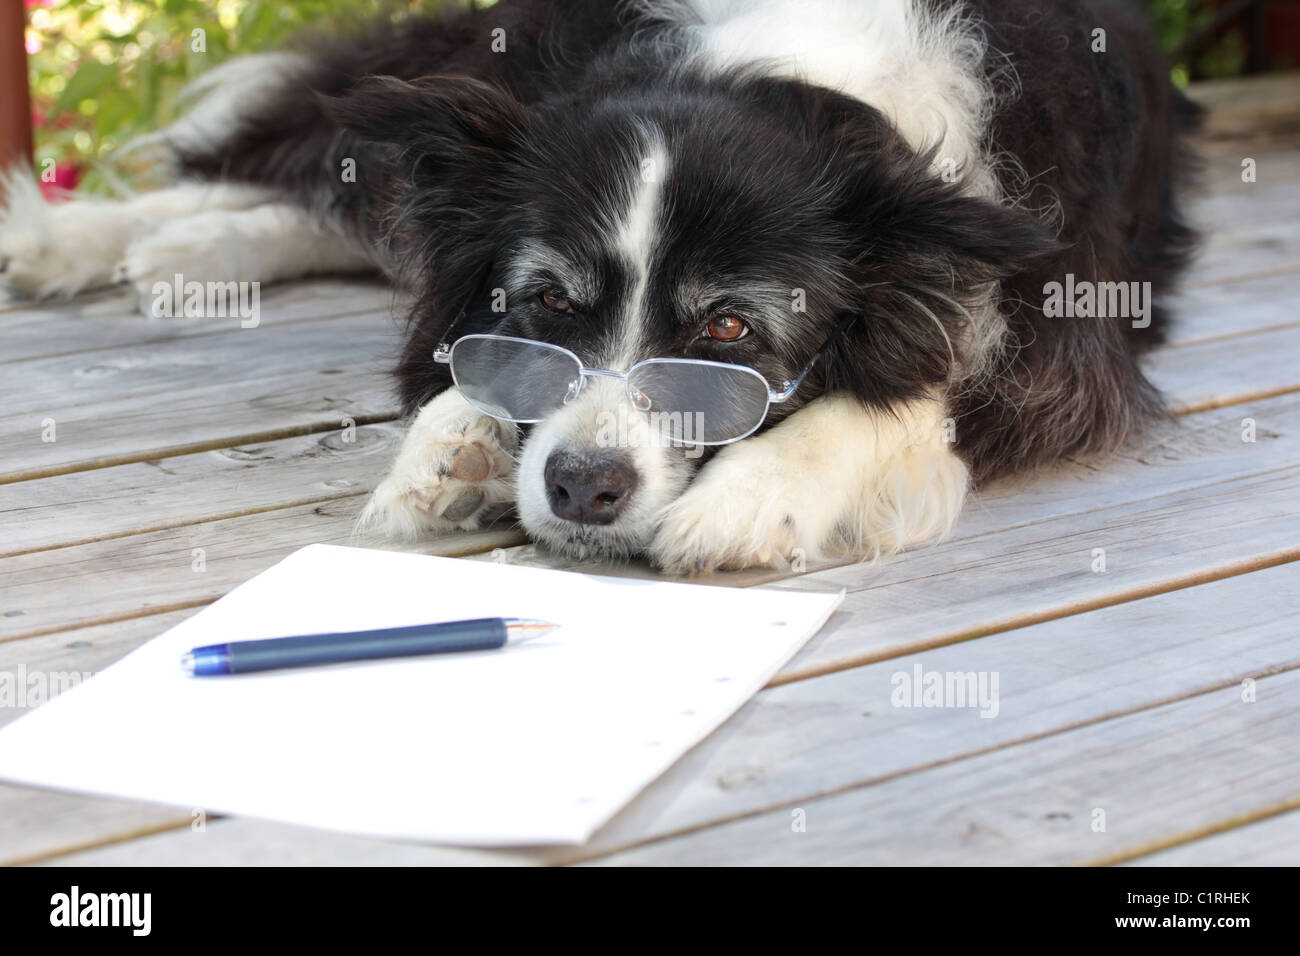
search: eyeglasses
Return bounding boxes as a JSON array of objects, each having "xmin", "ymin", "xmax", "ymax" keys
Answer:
[{"xmin": 433, "ymin": 301, "xmax": 854, "ymax": 446}]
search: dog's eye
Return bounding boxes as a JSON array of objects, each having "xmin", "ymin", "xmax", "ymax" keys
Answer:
[
  {"xmin": 704, "ymin": 315, "xmax": 749, "ymax": 341},
  {"xmin": 540, "ymin": 287, "xmax": 573, "ymax": 314}
]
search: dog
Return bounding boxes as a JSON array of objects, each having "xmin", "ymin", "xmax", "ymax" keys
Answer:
[{"xmin": 0, "ymin": 0, "xmax": 1198, "ymax": 574}]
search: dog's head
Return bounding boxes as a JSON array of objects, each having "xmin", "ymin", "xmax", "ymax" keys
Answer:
[{"xmin": 330, "ymin": 70, "xmax": 1055, "ymax": 559}]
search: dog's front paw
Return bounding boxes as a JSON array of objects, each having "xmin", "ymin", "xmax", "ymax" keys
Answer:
[
  {"xmin": 359, "ymin": 392, "xmax": 518, "ymax": 538},
  {"xmin": 649, "ymin": 456, "xmax": 805, "ymax": 575}
]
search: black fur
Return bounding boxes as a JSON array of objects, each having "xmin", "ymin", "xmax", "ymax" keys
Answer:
[{"xmin": 174, "ymin": 0, "xmax": 1198, "ymax": 487}]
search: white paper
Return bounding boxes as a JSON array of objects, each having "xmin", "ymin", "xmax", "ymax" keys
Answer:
[{"xmin": 0, "ymin": 545, "xmax": 841, "ymax": 845}]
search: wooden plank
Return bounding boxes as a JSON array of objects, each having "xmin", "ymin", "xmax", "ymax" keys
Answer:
[
  {"xmin": 0, "ymin": 499, "xmax": 525, "ymax": 642},
  {"xmin": 0, "ymin": 311, "xmax": 396, "ymax": 417},
  {"xmin": 1187, "ymin": 219, "xmax": 1300, "ymax": 286},
  {"xmin": 1188, "ymin": 176, "xmax": 1300, "ymax": 232},
  {"xmin": 954, "ymin": 392, "xmax": 1300, "ymax": 539},
  {"xmin": 582, "ymin": 665, "xmax": 1300, "ymax": 865},
  {"xmin": 0, "ymin": 374, "xmax": 397, "ymax": 483},
  {"xmin": 0, "ymin": 311, "xmax": 403, "ymax": 482},
  {"xmin": 558, "ymin": 561, "xmax": 1300, "ymax": 862},
  {"xmin": 1164, "ymin": 271, "xmax": 1298, "ymax": 346},
  {"xmin": 1187, "ymin": 73, "xmax": 1300, "ymax": 144},
  {"xmin": 31, "ymin": 819, "xmax": 536, "ymax": 868},
  {"xmin": 21, "ymin": 560, "xmax": 1297, "ymax": 866},
  {"xmin": 0, "ymin": 422, "xmax": 405, "ymax": 556},
  {"xmin": 1145, "ymin": 323, "xmax": 1300, "ymax": 413},
  {"xmin": 0, "ymin": 280, "xmax": 395, "ymax": 364},
  {"xmin": 6, "ymin": 399, "xmax": 1297, "ymax": 863},
  {"xmin": 774, "ymin": 465, "xmax": 1300, "ymax": 681},
  {"xmin": 1192, "ymin": 142, "xmax": 1300, "ymax": 192},
  {"xmin": 1124, "ymin": 808, "xmax": 1300, "ymax": 866},
  {"xmin": 0, "ymin": 788, "xmax": 213, "ymax": 868}
]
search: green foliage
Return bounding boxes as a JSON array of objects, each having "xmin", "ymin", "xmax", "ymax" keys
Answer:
[
  {"xmin": 1140, "ymin": 0, "xmax": 1249, "ymax": 86},
  {"xmin": 27, "ymin": 0, "xmax": 475, "ymax": 194}
]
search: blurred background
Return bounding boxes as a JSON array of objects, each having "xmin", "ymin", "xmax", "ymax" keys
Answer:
[{"xmin": 10, "ymin": 0, "xmax": 1300, "ymax": 196}]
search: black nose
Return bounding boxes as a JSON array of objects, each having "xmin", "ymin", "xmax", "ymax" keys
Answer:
[{"xmin": 544, "ymin": 451, "xmax": 638, "ymax": 525}]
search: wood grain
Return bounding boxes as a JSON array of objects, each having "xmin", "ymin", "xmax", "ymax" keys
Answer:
[
  {"xmin": 583, "ymin": 667, "xmax": 1300, "ymax": 866},
  {"xmin": 775, "ymin": 465, "xmax": 1300, "ymax": 681},
  {"xmin": 0, "ymin": 423, "xmax": 406, "ymax": 556},
  {"xmin": 1124, "ymin": 808, "xmax": 1300, "ymax": 866},
  {"xmin": 0, "ymin": 499, "xmax": 525, "ymax": 642},
  {"xmin": 22, "ymin": 560, "xmax": 1296, "ymax": 866},
  {"xmin": 1146, "ymin": 323, "xmax": 1300, "ymax": 413},
  {"xmin": 0, "ymin": 280, "xmax": 396, "ymax": 364},
  {"xmin": 0, "ymin": 306, "xmax": 405, "ymax": 483},
  {"xmin": 1164, "ymin": 271, "xmax": 1298, "ymax": 346}
]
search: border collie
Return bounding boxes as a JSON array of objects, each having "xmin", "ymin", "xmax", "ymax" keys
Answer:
[{"xmin": 0, "ymin": 0, "xmax": 1198, "ymax": 574}]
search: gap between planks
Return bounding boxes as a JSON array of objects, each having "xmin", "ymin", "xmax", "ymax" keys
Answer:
[
  {"xmin": 20, "ymin": 558, "xmax": 1299, "ymax": 867},
  {"xmin": 769, "ymin": 546, "xmax": 1300, "ymax": 684},
  {"xmin": 561, "ymin": 665, "xmax": 1300, "ymax": 868},
  {"xmin": 5, "ymin": 388, "xmax": 1298, "ymax": 659},
  {"xmin": 572, "ymin": 665, "xmax": 1300, "ymax": 866},
  {"xmin": 4, "ymin": 399, "xmax": 1296, "ymax": 860},
  {"xmin": 0, "ymin": 413, "xmax": 401, "ymax": 486},
  {"xmin": 1090, "ymin": 794, "xmax": 1300, "ymax": 867}
]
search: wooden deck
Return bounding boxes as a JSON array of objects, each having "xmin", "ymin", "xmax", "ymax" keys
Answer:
[{"xmin": 2, "ymin": 76, "xmax": 1299, "ymax": 867}]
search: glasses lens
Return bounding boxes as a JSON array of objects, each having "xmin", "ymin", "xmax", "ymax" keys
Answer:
[
  {"xmin": 627, "ymin": 360, "xmax": 771, "ymax": 444},
  {"xmin": 450, "ymin": 336, "xmax": 582, "ymax": 422}
]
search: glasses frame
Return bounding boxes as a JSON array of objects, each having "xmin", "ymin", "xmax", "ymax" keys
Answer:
[{"xmin": 432, "ymin": 288, "xmax": 856, "ymax": 446}]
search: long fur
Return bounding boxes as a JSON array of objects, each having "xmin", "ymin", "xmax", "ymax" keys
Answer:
[{"xmin": 0, "ymin": 0, "xmax": 1199, "ymax": 570}]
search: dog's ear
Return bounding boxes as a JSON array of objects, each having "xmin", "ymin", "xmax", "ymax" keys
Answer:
[
  {"xmin": 827, "ymin": 147, "xmax": 1059, "ymax": 285},
  {"xmin": 791, "ymin": 87, "xmax": 1058, "ymax": 278},
  {"xmin": 323, "ymin": 75, "xmax": 525, "ymax": 406},
  {"xmin": 322, "ymin": 74, "xmax": 526, "ymax": 187},
  {"xmin": 797, "ymin": 92, "xmax": 1063, "ymax": 402}
]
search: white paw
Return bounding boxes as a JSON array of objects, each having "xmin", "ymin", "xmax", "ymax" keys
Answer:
[
  {"xmin": 115, "ymin": 212, "xmax": 253, "ymax": 305},
  {"xmin": 359, "ymin": 391, "xmax": 518, "ymax": 538},
  {"xmin": 0, "ymin": 170, "xmax": 124, "ymax": 299},
  {"xmin": 649, "ymin": 448, "xmax": 807, "ymax": 575}
]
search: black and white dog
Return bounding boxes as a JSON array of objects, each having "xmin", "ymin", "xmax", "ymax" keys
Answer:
[{"xmin": 0, "ymin": 0, "xmax": 1198, "ymax": 573}]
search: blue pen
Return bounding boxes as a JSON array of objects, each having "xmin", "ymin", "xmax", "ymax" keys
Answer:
[{"xmin": 180, "ymin": 617, "xmax": 558, "ymax": 677}]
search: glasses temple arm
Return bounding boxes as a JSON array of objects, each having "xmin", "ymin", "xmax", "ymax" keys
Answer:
[
  {"xmin": 769, "ymin": 312, "xmax": 858, "ymax": 402},
  {"xmin": 433, "ymin": 268, "xmax": 493, "ymax": 364}
]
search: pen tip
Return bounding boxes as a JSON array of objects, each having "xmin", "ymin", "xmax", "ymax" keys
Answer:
[
  {"xmin": 180, "ymin": 652, "xmax": 195, "ymax": 676},
  {"xmin": 504, "ymin": 619, "xmax": 560, "ymax": 643}
]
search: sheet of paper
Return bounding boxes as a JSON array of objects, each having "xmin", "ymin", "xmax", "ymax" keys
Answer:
[{"xmin": 0, "ymin": 545, "xmax": 841, "ymax": 845}]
